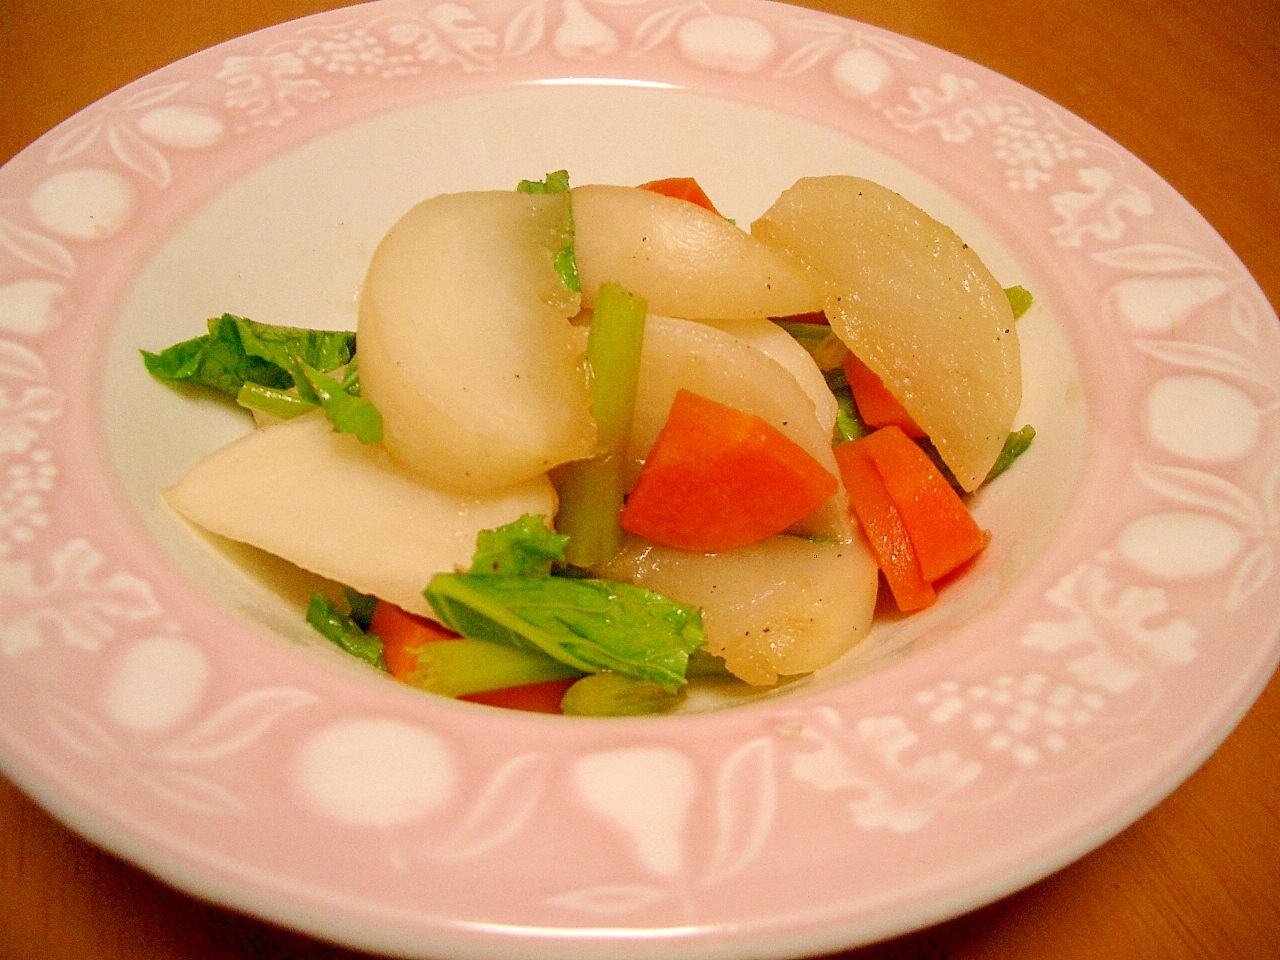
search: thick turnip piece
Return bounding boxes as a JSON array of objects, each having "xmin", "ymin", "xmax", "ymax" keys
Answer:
[
  {"xmin": 573, "ymin": 184, "xmax": 821, "ymax": 319},
  {"xmin": 164, "ymin": 412, "xmax": 558, "ymax": 618},
  {"xmin": 358, "ymin": 190, "xmax": 594, "ymax": 494},
  {"xmin": 701, "ymin": 317, "xmax": 838, "ymax": 440},
  {"xmin": 598, "ymin": 534, "xmax": 878, "ymax": 686},
  {"xmin": 628, "ymin": 315, "xmax": 852, "ymax": 542},
  {"xmin": 752, "ymin": 176, "xmax": 1021, "ymax": 490}
]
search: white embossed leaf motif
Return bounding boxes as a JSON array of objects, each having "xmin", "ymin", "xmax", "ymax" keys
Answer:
[
  {"xmin": 1022, "ymin": 564, "xmax": 1199, "ymax": 694},
  {"xmin": 702, "ymin": 737, "xmax": 776, "ymax": 885},
  {"xmin": 503, "ymin": 0, "xmax": 549, "ymax": 56},
  {"xmin": 0, "ymin": 215, "xmax": 77, "ymax": 278},
  {"xmin": 783, "ymin": 707, "xmax": 981, "ymax": 833},
  {"xmin": 0, "ymin": 540, "xmax": 162, "ymax": 656},
  {"xmin": 433, "ymin": 752, "xmax": 550, "ymax": 861},
  {"xmin": 158, "ymin": 687, "xmax": 319, "ymax": 763},
  {"xmin": 573, "ymin": 746, "xmax": 696, "ymax": 877}
]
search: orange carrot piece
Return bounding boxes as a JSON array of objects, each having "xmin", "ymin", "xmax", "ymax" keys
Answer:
[
  {"xmin": 370, "ymin": 600, "xmax": 460, "ymax": 681},
  {"xmin": 637, "ymin": 177, "xmax": 721, "ymax": 215},
  {"xmin": 460, "ymin": 677, "xmax": 577, "ymax": 714},
  {"xmin": 843, "ymin": 354, "xmax": 926, "ymax": 438},
  {"xmin": 859, "ymin": 425, "xmax": 991, "ymax": 582},
  {"xmin": 620, "ymin": 389, "xmax": 839, "ymax": 552},
  {"xmin": 833, "ymin": 440, "xmax": 936, "ymax": 612}
]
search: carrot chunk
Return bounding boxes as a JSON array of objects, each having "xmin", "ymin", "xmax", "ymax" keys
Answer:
[
  {"xmin": 834, "ymin": 440, "xmax": 936, "ymax": 611},
  {"xmin": 637, "ymin": 177, "xmax": 721, "ymax": 215},
  {"xmin": 370, "ymin": 600, "xmax": 460, "ymax": 680},
  {"xmin": 858, "ymin": 425, "xmax": 991, "ymax": 581},
  {"xmin": 460, "ymin": 678, "xmax": 577, "ymax": 714},
  {"xmin": 843, "ymin": 354, "xmax": 926, "ymax": 438},
  {"xmin": 620, "ymin": 389, "xmax": 839, "ymax": 552}
]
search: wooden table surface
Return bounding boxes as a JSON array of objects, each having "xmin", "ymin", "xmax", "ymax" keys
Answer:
[{"xmin": 2, "ymin": 0, "xmax": 1277, "ymax": 958}]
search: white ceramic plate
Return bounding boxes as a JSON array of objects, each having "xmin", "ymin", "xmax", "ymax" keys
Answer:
[{"xmin": 1, "ymin": 1, "xmax": 1278, "ymax": 957}]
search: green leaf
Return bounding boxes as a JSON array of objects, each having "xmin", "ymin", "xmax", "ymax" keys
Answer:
[
  {"xmin": 517, "ymin": 170, "xmax": 579, "ymax": 293},
  {"xmin": 424, "ymin": 572, "xmax": 705, "ymax": 691},
  {"xmin": 984, "ymin": 424, "xmax": 1036, "ymax": 483},
  {"xmin": 299, "ymin": 363, "xmax": 383, "ymax": 444},
  {"xmin": 306, "ymin": 593, "xmax": 386, "ymax": 670},
  {"xmin": 469, "ymin": 514, "xmax": 568, "ymax": 576},
  {"xmin": 142, "ymin": 316, "xmax": 292, "ymax": 397},
  {"xmin": 516, "ymin": 169, "xmax": 571, "ymax": 194},
  {"xmin": 231, "ymin": 316, "xmax": 355, "ymax": 375},
  {"xmin": 1004, "ymin": 285, "xmax": 1034, "ymax": 319},
  {"xmin": 142, "ymin": 314, "xmax": 355, "ymax": 399},
  {"xmin": 343, "ymin": 587, "xmax": 378, "ymax": 631}
]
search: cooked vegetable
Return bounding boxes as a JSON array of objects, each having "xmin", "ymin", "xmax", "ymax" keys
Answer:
[
  {"xmin": 753, "ymin": 176, "xmax": 1021, "ymax": 490},
  {"xmin": 423, "ymin": 514, "xmax": 705, "ymax": 691},
  {"xmin": 560, "ymin": 673, "xmax": 684, "ymax": 716},
  {"xmin": 372, "ymin": 599, "xmax": 581, "ymax": 698},
  {"xmin": 985, "ymin": 424, "xmax": 1037, "ymax": 483},
  {"xmin": 460, "ymin": 678, "xmax": 579, "ymax": 713},
  {"xmin": 555, "ymin": 282, "xmax": 648, "ymax": 567},
  {"xmin": 306, "ymin": 593, "xmax": 387, "ymax": 670},
  {"xmin": 834, "ymin": 439, "xmax": 936, "ymax": 612},
  {"xmin": 843, "ymin": 354, "xmax": 924, "ymax": 438},
  {"xmin": 142, "ymin": 314, "xmax": 354, "ymax": 397},
  {"xmin": 424, "ymin": 573, "xmax": 703, "ymax": 691},
  {"xmin": 627, "ymin": 315, "xmax": 852, "ymax": 542},
  {"xmin": 637, "ymin": 177, "xmax": 721, "ymax": 215},
  {"xmin": 858, "ymin": 426, "xmax": 990, "ymax": 582},
  {"xmin": 702, "ymin": 317, "xmax": 838, "ymax": 440},
  {"xmin": 163, "ymin": 411, "xmax": 558, "ymax": 617},
  {"xmin": 357, "ymin": 188, "xmax": 594, "ymax": 493},
  {"xmin": 573, "ymin": 184, "xmax": 821, "ymax": 319},
  {"xmin": 598, "ymin": 533, "xmax": 878, "ymax": 686},
  {"xmin": 620, "ymin": 389, "xmax": 839, "ymax": 552},
  {"xmin": 516, "ymin": 169, "xmax": 579, "ymax": 292}
]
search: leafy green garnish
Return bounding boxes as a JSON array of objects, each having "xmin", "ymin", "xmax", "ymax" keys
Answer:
[
  {"xmin": 470, "ymin": 515, "xmax": 569, "ymax": 576},
  {"xmin": 424, "ymin": 514, "xmax": 706, "ymax": 691},
  {"xmin": 297, "ymin": 363, "xmax": 383, "ymax": 444},
  {"xmin": 516, "ymin": 170, "xmax": 579, "ymax": 293},
  {"xmin": 516, "ymin": 170, "xmax": 571, "ymax": 194},
  {"xmin": 343, "ymin": 587, "xmax": 378, "ymax": 631},
  {"xmin": 823, "ymin": 366, "xmax": 867, "ymax": 444},
  {"xmin": 1004, "ymin": 285, "xmax": 1034, "ymax": 319},
  {"xmin": 306, "ymin": 593, "xmax": 386, "ymax": 670},
  {"xmin": 143, "ymin": 315, "xmax": 381, "ymax": 443},
  {"xmin": 424, "ymin": 573, "xmax": 704, "ymax": 692},
  {"xmin": 983, "ymin": 424, "xmax": 1036, "ymax": 483}
]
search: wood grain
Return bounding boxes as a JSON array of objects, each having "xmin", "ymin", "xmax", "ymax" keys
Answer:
[{"xmin": 2, "ymin": 1, "xmax": 1277, "ymax": 958}]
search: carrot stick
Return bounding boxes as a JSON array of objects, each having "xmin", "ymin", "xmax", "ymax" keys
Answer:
[
  {"xmin": 460, "ymin": 677, "xmax": 578, "ymax": 713},
  {"xmin": 620, "ymin": 389, "xmax": 839, "ymax": 552},
  {"xmin": 843, "ymin": 354, "xmax": 926, "ymax": 438},
  {"xmin": 858, "ymin": 425, "xmax": 991, "ymax": 581},
  {"xmin": 370, "ymin": 600, "xmax": 460, "ymax": 680},
  {"xmin": 636, "ymin": 177, "xmax": 721, "ymax": 215},
  {"xmin": 833, "ymin": 440, "xmax": 936, "ymax": 611}
]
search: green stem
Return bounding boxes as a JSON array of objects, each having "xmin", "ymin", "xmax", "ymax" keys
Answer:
[
  {"xmin": 557, "ymin": 281, "xmax": 648, "ymax": 567},
  {"xmin": 403, "ymin": 639, "xmax": 582, "ymax": 697}
]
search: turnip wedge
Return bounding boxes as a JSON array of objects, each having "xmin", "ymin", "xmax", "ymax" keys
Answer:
[
  {"xmin": 358, "ymin": 189, "xmax": 595, "ymax": 494},
  {"xmin": 572, "ymin": 184, "xmax": 822, "ymax": 320},
  {"xmin": 163, "ymin": 411, "xmax": 558, "ymax": 618},
  {"xmin": 597, "ymin": 533, "xmax": 878, "ymax": 687},
  {"xmin": 752, "ymin": 176, "xmax": 1021, "ymax": 491}
]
